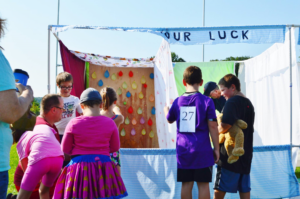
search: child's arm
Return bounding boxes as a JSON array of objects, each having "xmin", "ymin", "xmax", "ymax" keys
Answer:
[
  {"xmin": 113, "ymin": 106, "xmax": 124, "ymax": 127},
  {"xmin": 109, "ymin": 122, "xmax": 120, "ymax": 153},
  {"xmin": 164, "ymin": 106, "xmax": 175, "ymax": 124},
  {"xmin": 61, "ymin": 122, "xmax": 74, "ymax": 155},
  {"xmin": 208, "ymin": 121, "xmax": 220, "ymax": 163},
  {"xmin": 218, "ymin": 123, "xmax": 232, "ymax": 134}
]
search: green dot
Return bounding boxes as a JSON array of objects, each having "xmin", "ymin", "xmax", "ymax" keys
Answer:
[{"xmin": 123, "ymin": 102, "xmax": 127, "ymax": 105}]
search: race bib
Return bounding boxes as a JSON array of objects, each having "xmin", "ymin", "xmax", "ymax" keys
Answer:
[{"xmin": 179, "ymin": 106, "xmax": 196, "ymax": 133}]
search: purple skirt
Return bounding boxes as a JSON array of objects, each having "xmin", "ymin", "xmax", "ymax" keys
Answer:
[{"xmin": 53, "ymin": 154, "xmax": 128, "ymax": 199}]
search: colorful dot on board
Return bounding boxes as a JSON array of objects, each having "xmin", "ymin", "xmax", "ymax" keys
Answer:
[
  {"xmin": 132, "ymin": 118, "xmax": 137, "ymax": 125},
  {"xmin": 128, "ymin": 106, "xmax": 133, "ymax": 114},
  {"xmin": 149, "ymin": 130, "xmax": 154, "ymax": 138},
  {"xmin": 122, "ymin": 82, "xmax": 128, "ymax": 89},
  {"xmin": 150, "ymin": 73, "xmax": 154, "ymax": 79},
  {"xmin": 132, "ymin": 81, "xmax": 137, "ymax": 90},
  {"xmin": 140, "ymin": 117, "xmax": 145, "ymax": 124},
  {"xmin": 111, "ymin": 73, "xmax": 117, "ymax": 81},
  {"xmin": 98, "ymin": 80, "xmax": 103, "ymax": 87},
  {"xmin": 120, "ymin": 128, "xmax": 126, "ymax": 136},
  {"xmin": 151, "ymin": 107, "xmax": 155, "ymax": 115},
  {"xmin": 104, "ymin": 70, "xmax": 110, "ymax": 78},
  {"xmin": 92, "ymin": 72, "xmax": 97, "ymax": 79},
  {"xmin": 129, "ymin": 71, "xmax": 133, "ymax": 77},
  {"xmin": 141, "ymin": 76, "xmax": 146, "ymax": 84},
  {"xmin": 148, "ymin": 118, "xmax": 153, "ymax": 126},
  {"xmin": 143, "ymin": 84, "xmax": 147, "ymax": 88},
  {"xmin": 123, "ymin": 101, "xmax": 127, "ymax": 105},
  {"xmin": 149, "ymin": 94, "xmax": 154, "ymax": 102},
  {"xmin": 118, "ymin": 71, "xmax": 123, "ymax": 77},
  {"xmin": 126, "ymin": 91, "xmax": 131, "ymax": 98},
  {"xmin": 117, "ymin": 88, "xmax": 122, "ymax": 95},
  {"xmin": 125, "ymin": 117, "xmax": 130, "ymax": 125},
  {"xmin": 131, "ymin": 129, "xmax": 136, "ymax": 136},
  {"xmin": 141, "ymin": 129, "xmax": 146, "ymax": 135},
  {"xmin": 138, "ymin": 92, "xmax": 144, "ymax": 99},
  {"xmin": 137, "ymin": 107, "xmax": 143, "ymax": 114}
]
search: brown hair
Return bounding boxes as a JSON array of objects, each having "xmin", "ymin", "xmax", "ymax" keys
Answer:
[
  {"xmin": 218, "ymin": 74, "xmax": 241, "ymax": 92},
  {"xmin": 81, "ymin": 100, "xmax": 102, "ymax": 108},
  {"xmin": 100, "ymin": 87, "xmax": 117, "ymax": 110},
  {"xmin": 41, "ymin": 94, "xmax": 61, "ymax": 114},
  {"xmin": 183, "ymin": 66, "xmax": 202, "ymax": 85},
  {"xmin": 0, "ymin": 18, "xmax": 6, "ymax": 49},
  {"xmin": 56, "ymin": 72, "xmax": 73, "ymax": 86}
]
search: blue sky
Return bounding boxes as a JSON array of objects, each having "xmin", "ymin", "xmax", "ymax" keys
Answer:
[{"xmin": 1, "ymin": 0, "xmax": 300, "ymax": 97}]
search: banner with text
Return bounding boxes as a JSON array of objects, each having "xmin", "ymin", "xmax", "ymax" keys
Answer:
[{"xmin": 51, "ymin": 25, "xmax": 286, "ymax": 45}]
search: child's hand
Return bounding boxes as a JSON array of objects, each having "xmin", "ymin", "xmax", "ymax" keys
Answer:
[
  {"xmin": 164, "ymin": 106, "xmax": 169, "ymax": 116},
  {"xmin": 213, "ymin": 148, "xmax": 220, "ymax": 163}
]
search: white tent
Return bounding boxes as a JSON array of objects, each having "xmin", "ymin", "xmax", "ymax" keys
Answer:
[{"xmin": 48, "ymin": 24, "xmax": 300, "ymax": 198}]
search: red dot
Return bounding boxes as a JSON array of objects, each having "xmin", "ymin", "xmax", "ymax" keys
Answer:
[
  {"xmin": 148, "ymin": 118, "xmax": 153, "ymax": 126},
  {"xmin": 118, "ymin": 71, "xmax": 123, "ymax": 77},
  {"xmin": 128, "ymin": 106, "xmax": 133, "ymax": 114},
  {"xmin": 129, "ymin": 71, "xmax": 133, "ymax": 77},
  {"xmin": 143, "ymin": 84, "xmax": 147, "ymax": 88}
]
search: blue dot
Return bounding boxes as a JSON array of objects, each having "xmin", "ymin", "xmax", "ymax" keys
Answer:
[
  {"xmin": 104, "ymin": 70, "xmax": 110, "ymax": 78},
  {"xmin": 151, "ymin": 107, "xmax": 155, "ymax": 115},
  {"xmin": 150, "ymin": 73, "xmax": 154, "ymax": 79},
  {"xmin": 98, "ymin": 80, "xmax": 103, "ymax": 87},
  {"xmin": 126, "ymin": 91, "xmax": 131, "ymax": 98}
]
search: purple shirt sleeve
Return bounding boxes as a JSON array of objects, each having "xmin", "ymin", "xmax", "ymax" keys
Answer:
[
  {"xmin": 109, "ymin": 121, "xmax": 120, "ymax": 153},
  {"xmin": 62, "ymin": 120, "xmax": 74, "ymax": 155},
  {"xmin": 166, "ymin": 100, "xmax": 178, "ymax": 122},
  {"xmin": 206, "ymin": 98, "xmax": 217, "ymax": 120}
]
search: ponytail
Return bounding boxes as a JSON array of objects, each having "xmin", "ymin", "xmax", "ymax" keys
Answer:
[{"xmin": 100, "ymin": 87, "xmax": 117, "ymax": 111}]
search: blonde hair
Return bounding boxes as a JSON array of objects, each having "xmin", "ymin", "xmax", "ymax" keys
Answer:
[{"xmin": 100, "ymin": 87, "xmax": 117, "ymax": 110}]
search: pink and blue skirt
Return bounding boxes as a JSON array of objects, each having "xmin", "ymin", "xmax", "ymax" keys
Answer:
[{"xmin": 53, "ymin": 154, "xmax": 128, "ymax": 199}]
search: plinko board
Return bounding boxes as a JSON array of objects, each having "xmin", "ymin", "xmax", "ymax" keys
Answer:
[{"xmin": 89, "ymin": 64, "xmax": 158, "ymax": 148}]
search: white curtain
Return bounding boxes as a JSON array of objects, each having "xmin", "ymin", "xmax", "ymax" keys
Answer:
[
  {"xmin": 243, "ymin": 27, "xmax": 300, "ymax": 168},
  {"xmin": 154, "ymin": 39, "xmax": 178, "ymax": 148}
]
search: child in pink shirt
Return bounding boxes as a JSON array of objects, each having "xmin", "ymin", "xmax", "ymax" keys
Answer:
[
  {"xmin": 16, "ymin": 123, "xmax": 64, "ymax": 198},
  {"xmin": 53, "ymin": 88, "xmax": 128, "ymax": 199}
]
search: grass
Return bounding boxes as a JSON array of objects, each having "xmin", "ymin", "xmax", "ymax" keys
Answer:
[{"xmin": 8, "ymin": 144, "xmax": 18, "ymax": 195}]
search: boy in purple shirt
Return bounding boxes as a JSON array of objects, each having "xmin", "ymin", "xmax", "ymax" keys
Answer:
[{"xmin": 164, "ymin": 66, "xmax": 219, "ymax": 199}]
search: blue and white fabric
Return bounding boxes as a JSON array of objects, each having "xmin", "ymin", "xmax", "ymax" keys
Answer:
[
  {"xmin": 120, "ymin": 146, "xmax": 299, "ymax": 199},
  {"xmin": 50, "ymin": 25, "xmax": 286, "ymax": 45}
]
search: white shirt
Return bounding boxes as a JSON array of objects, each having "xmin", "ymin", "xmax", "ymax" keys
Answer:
[{"xmin": 55, "ymin": 95, "xmax": 83, "ymax": 135}]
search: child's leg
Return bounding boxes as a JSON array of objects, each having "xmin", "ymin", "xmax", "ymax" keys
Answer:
[
  {"xmin": 39, "ymin": 183, "xmax": 50, "ymax": 199},
  {"xmin": 214, "ymin": 189, "xmax": 226, "ymax": 199},
  {"xmin": 17, "ymin": 188, "xmax": 32, "ymax": 199},
  {"xmin": 181, "ymin": 181, "xmax": 194, "ymax": 199},
  {"xmin": 40, "ymin": 156, "xmax": 63, "ymax": 199},
  {"xmin": 197, "ymin": 182, "xmax": 210, "ymax": 199}
]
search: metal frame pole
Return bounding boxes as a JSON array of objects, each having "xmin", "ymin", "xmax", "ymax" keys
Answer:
[
  {"xmin": 47, "ymin": 26, "xmax": 51, "ymax": 94},
  {"xmin": 289, "ymin": 26, "xmax": 293, "ymax": 153},
  {"xmin": 202, "ymin": 0, "xmax": 205, "ymax": 62},
  {"xmin": 55, "ymin": 0, "xmax": 60, "ymax": 93}
]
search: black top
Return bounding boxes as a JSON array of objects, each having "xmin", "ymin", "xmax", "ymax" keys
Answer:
[
  {"xmin": 13, "ymin": 69, "xmax": 29, "ymax": 78},
  {"xmin": 212, "ymin": 96, "xmax": 226, "ymax": 113},
  {"xmin": 217, "ymin": 95, "xmax": 255, "ymax": 174}
]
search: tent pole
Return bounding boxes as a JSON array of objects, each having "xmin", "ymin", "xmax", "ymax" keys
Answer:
[
  {"xmin": 202, "ymin": 0, "xmax": 205, "ymax": 62},
  {"xmin": 288, "ymin": 26, "xmax": 293, "ymax": 156},
  {"xmin": 47, "ymin": 26, "xmax": 51, "ymax": 94},
  {"xmin": 55, "ymin": 0, "xmax": 60, "ymax": 94}
]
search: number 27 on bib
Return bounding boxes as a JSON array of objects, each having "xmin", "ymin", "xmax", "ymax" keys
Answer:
[{"xmin": 179, "ymin": 106, "xmax": 196, "ymax": 133}]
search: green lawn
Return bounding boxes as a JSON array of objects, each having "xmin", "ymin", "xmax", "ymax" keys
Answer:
[{"xmin": 8, "ymin": 144, "xmax": 18, "ymax": 195}]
